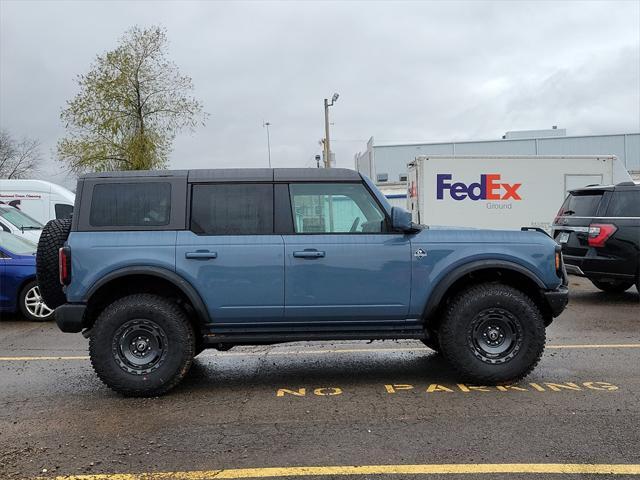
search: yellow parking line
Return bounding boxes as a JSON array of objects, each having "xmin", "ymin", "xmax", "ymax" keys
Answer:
[
  {"xmin": 44, "ymin": 463, "xmax": 640, "ymax": 479},
  {"xmin": 0, "ymin": 355, "xmax": 89, "ymax": 361},
  {"xmin": 2, "ymin": 343, "xmax": 640, "ymax": 362}
]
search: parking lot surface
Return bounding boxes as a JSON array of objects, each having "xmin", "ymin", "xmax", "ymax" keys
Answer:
[{"xmin": 0, "ymin": 277, "xmax": 639, "ymax": 479}]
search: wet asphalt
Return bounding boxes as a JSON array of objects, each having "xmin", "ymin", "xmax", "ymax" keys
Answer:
[{"xmin": 0, "ymin": 277, "xmax": 639, "ymax": 479}]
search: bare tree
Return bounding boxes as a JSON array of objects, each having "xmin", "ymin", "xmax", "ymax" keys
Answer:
[{"xmin": 0, "ymin": 130, "xmax": 42, "ymax": 179}]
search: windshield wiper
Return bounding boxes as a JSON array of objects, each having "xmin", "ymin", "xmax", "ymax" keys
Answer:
[{"xmin": 563, "ymin": 210, "xmax": 576, "ymax": 216}]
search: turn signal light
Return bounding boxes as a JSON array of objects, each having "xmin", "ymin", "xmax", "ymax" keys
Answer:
[{"xmin": 588, "ymin": 224, "xmax": 617, "ymax": 248}]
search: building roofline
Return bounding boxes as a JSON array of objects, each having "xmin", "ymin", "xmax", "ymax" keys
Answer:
[{"xmin": 372, "ymin": 132, "xmax": 640, "ymax": 149}]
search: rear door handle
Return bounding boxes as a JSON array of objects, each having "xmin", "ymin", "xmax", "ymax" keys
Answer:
[
  {"xmin": 185, "ymin": 251, "xmax": 218, "ymax": 260},
  {"xmin": 293, "ymin": 250, "xmax": 325, "ymax": 259}
]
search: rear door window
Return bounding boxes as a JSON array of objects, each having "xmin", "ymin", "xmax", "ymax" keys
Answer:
[
  {"xmin": 559, "ymin": 192, "xmax": 604, "ymax": 217},
  {"xmin": 606, "ymin": 190, "xmax": 640, "ymax": 217},
  {"xmin": 89, "ymin": 183, "xmax": 171, "ymax": 227},
  {"xmin": 190, "ymin": 184, "xmax": 274, "ymax": 235}
]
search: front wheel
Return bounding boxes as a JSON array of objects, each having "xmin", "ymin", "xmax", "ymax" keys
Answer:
[
  {"xmin": 19, "ymin": 280, "xmax": 54, "ymax": 322},
  {"xmin": 590, "ymin": 279, "xmax": 635, "ymax": 293},
  {"xmin": 439, "ymin": 283, "xmax": 545, "ymax": 384},
  {"xmin": 89, "ymin": 294, "xmax": 195, "ymax": 397}
]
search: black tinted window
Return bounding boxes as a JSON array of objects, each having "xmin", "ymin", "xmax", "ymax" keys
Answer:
[
  {"xmin": 607, "ymin": 190, "xmax": 640, "ymax": 217},
  {"xmin": 191, "ymin": 184, "xmax": 273, "ymax": 235},
  {"xmin": 90, "ymin": 183, "xmax": 171, "ymax": 227},
  {"xmin": 559, "ymin": 192, "xmax": 603, "ymax": 217},
  {"xmin": 55, "ymin": 203, "xmax": 73, "ymax": 219}
]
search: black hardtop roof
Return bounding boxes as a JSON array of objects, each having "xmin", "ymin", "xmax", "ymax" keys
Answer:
[{"xmin": 81, "ymin": 168, "xmax": 362, "ymax": 182}]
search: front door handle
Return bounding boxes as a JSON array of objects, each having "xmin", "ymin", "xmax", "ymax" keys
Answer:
[
  {"xmin": 293, "ymin": 250, "xmax": 325, "ymax": 259},
  {"xmin": 185, "ymin": 251, "xmax": 218, "ymax": 260}
]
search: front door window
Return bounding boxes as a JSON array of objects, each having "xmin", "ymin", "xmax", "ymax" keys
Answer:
[{"xmin": 289, "ymin": 183, "xmax": 386, "ymax": 234}]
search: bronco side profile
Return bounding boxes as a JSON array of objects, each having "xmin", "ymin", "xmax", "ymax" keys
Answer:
[{"xmin": 37, "ymin": 169, "xmax": 568, "ymax": 396}]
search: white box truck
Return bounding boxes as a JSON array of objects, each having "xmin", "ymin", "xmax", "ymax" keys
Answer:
[
  {"xmin": 407, "ymin": 155, "xmax": 632, "ymax": 231},
  {"xmin": 0, "ymin": 179, "xmax": 75, "ymax": 224}
]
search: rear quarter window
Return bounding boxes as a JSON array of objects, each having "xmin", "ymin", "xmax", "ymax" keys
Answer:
[
  {"xmin": 559, "ymin": 192, "xmax": 604, "ymax": 217},
  {"xmin": 606, "ymin": 190, "xmax": 640, "ymax": 217},
  {"xmin": 89, "ymin": 183, "xmax": 171, "ymax": 227}
]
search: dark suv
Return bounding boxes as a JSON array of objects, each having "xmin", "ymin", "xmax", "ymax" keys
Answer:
[{"xmin": 552, "ymin": 182, "xmax": 639, "ymax": 293}]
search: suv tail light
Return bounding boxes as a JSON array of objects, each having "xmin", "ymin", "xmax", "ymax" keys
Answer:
[
  {"xmin": 588, "ymin": 223, "xmax": 617, "ymax": 248},
  {"xmin": 59, "ymin": 246, "xmax": 71, "ymax": 285}
]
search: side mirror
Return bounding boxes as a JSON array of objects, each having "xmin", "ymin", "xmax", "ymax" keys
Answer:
[{"xmin": 390, "ymin": 206, "xmax": 413, "ymax": 232}]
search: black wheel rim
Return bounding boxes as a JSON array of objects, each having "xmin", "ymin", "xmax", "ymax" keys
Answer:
[
  {"xmin": 112, "ymin": 319, "xmax": 168, "ymax": 375},
  {"xmin": 467, "ymin": 308, "xmax": 523, "ymax": 364}
]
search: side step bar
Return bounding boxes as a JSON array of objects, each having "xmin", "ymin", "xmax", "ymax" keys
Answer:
[{"xmin": 203, "ymin": 330, "xmax": 427, "ymax": 344}]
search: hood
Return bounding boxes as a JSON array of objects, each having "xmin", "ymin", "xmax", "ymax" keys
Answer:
[
  {"xmin": 412, "ymin": 226, "xmax": 557, "ymax": 247},
  {"xmin": 15, "ymin": 229, "xmax": 42, "ymax": 243}
]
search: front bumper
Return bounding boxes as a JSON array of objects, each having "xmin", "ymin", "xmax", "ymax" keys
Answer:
[
  {"xmin": 543, "ymin": 285, "xmax": 569, "ymax": 318},
  {"xmin": 55, "ymin": 304, "xmax": 87, "ymax": 333}
]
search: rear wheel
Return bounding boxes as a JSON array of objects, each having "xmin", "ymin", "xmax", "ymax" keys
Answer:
[
  {"xmin": 89, "ymin": 294, "xmax": 195, "ymax": 397},
  {"xmin": 439, "ymin": 283, "xmax": 545, "ymax": 384},
  {"xmin": 590, "ymin": 279, "xmax": 635, "ymax": 293},
  {"xmin": 19, "ymin": 280, "xmax": 54, "ymax": 322}
]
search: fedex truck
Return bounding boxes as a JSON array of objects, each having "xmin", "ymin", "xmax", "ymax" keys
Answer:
[{"xmin": 407, "ymin": 155, "xmax": 632, "ymax": 231}]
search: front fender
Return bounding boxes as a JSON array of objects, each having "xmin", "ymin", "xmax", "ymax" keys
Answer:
[{"xmin": 420, "ymin": 258, "xmax": 547, "ymax": 320}]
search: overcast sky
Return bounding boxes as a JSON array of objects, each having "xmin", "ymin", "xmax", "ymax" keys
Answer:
[{"xmin": 1, "ymin": 0, "xmax": 639, "ymax": 188}]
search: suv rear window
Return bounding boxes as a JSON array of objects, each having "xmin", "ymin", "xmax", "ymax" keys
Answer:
[
  {"xmin": 190, "ymin": 184, "xmax": 273, "ymax": 235},
  {"xmin": 90, "ymin": 183, "xmax": 171, "ymax": 227},
  {"xmin": 607, "ymin": 190, "xmax": 640, "ymax": 217},
  {"xmin": 559, "ymin": 191, "xmax": 603, "ymax": 217}
]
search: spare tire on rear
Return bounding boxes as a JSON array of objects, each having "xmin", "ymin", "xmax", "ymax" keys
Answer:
[{"xmin": 36, "ymin": 218, "xmax": 72, "ymax": 309}]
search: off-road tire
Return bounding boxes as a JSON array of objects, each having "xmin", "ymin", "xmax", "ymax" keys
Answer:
[
  {"xmin": 422, "ymin": 330, "xmax": 440, "ymax": 353},
  {"xmin": 36, "ymin": 218, "xmax": 72, "ymax": 309},
  {"xmin": 590, "ymin": 279, "xmax": 635, "ymax": 293},
  {"xmin": 89, "ymin": 294, "xmax": 195, "ymax": 397},
  {"xmin": 439, "ymin": 283, "xmax": 546, "ymax": 384}
]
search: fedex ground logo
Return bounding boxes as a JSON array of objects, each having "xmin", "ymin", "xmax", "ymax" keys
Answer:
[{"xmin": 436, "ymin": 174, "xmax": 522, "ymax": 201}]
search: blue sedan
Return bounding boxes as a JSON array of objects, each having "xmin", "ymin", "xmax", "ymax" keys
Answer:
[{"xmin": 0, "ymin": 232, "xmax": 53, "ymax": 321}]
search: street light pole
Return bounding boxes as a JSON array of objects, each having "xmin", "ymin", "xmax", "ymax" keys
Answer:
[
  {"xmin": 323, "ymin": 99, "xmax": 330, "ymax": 168},
  {"xmin": 263, "ymin": 121, "xmax": 272, "ymax": 168},
  {"xmin": 323, "ymin": 93, "xmax": 339, "ymax": 168}
]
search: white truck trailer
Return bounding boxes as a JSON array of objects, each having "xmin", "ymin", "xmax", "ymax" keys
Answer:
[{"xmin": 407, "ymin": 155, "xmax": 631, "ymax": 231}]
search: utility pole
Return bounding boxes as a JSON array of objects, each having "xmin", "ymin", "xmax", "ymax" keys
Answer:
[
  {"xmin": 263, "ymin": 121, "xmax": 272, "ymax": 168},
  {"xmin": 323, "ymin": 93, "xmax": 339, "ymax": 168}
]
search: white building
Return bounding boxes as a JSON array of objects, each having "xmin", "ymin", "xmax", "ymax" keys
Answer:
[{"xmin": 355, "ymin": 130, "xmax": 640, "ymax": 192}]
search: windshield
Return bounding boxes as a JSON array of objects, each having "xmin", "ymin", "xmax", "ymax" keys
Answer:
[
  {"xmin": 0, "ymin": 231, "xmax": 36, "ymax": 255},
  {"xmin": 0, "ymin": 206, "xmax": 43, "ymax": 230}
]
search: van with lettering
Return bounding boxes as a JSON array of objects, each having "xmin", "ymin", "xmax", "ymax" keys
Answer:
[
  {"xmin": 407, "ymin": 155, "xmax": 631, "ymax": 232},
  {"xmin": 0, "ymin": 179, "xmax": 75, "ymax": 225}
]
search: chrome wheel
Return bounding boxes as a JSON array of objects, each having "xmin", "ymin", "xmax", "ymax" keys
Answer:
[{"xmin": 24, "ymin": 286, "xmax": 53, "ymax": 319}]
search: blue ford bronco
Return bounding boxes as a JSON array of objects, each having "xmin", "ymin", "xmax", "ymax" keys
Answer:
[{"xmin": 36, "ymin": 168, "xmax": 568, "ymax": 396}]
